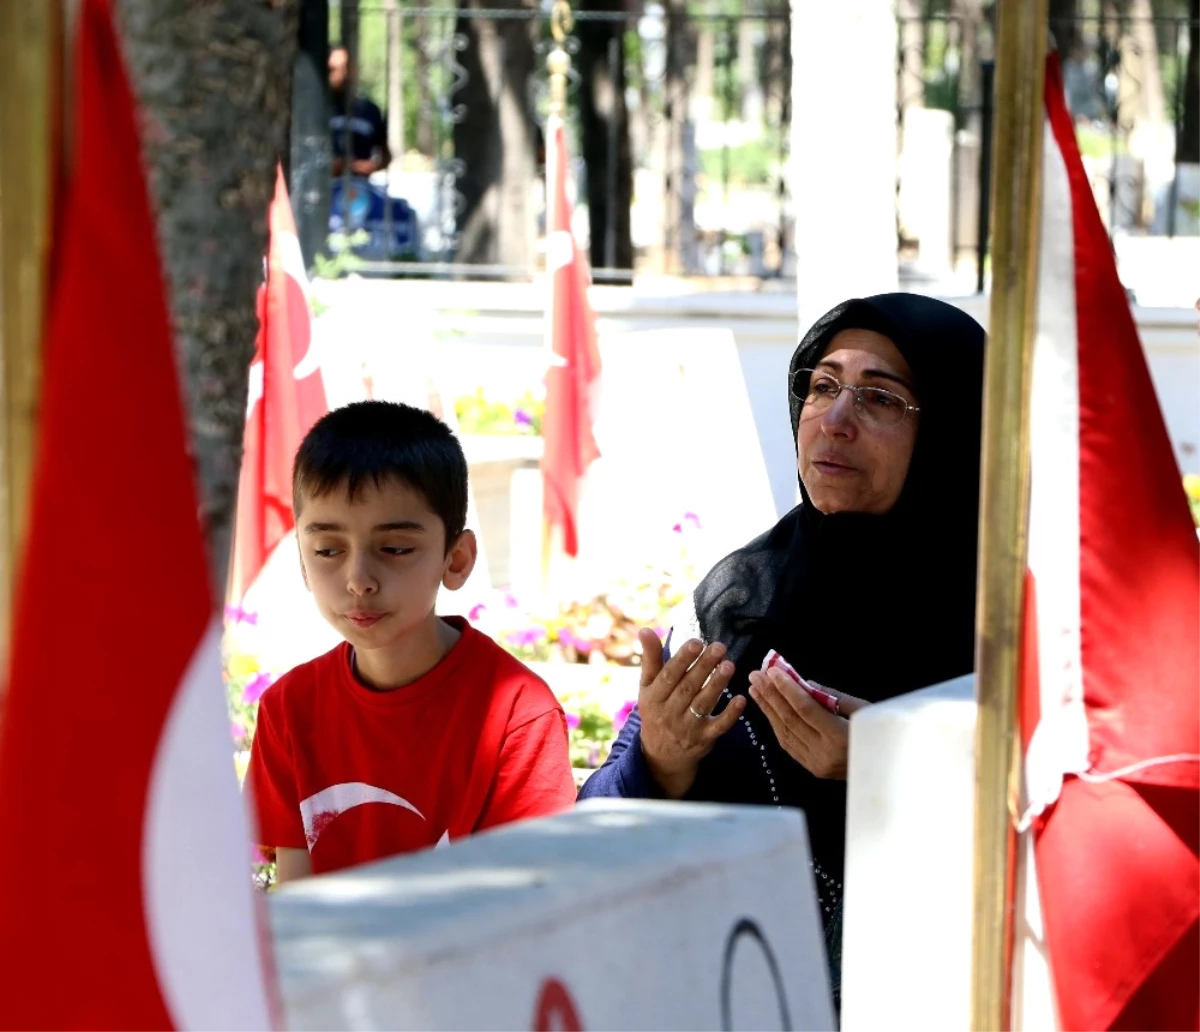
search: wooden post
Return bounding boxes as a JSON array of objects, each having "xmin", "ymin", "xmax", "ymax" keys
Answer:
[
  {"xmin": 0, "ymin": 3, "xmax": 61, "ymax": 683},
  {"xmin": 970, "ymin": 0, "xmax": 1047, "ymax": 1028}
]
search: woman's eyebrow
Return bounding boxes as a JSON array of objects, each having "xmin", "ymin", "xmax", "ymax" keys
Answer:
[{"xmin": 815, "ymin": 358, "xmax": 916, "ymax": 394}]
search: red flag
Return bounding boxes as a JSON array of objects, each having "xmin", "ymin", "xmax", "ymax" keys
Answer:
[
  {"xmin": 228, "ymin": 167, "xmax": 328, "ymax": 606},
  {"xmin": 0, "ymin": 0, "xmax": 277, "ymax": 1026},
  {"xmin": 1017, "ymin": 54, "xmax": 1199, "ymax": 1032},
  {"xmin": 541, "ymin": 115, "xmax": 602, "ymax": 559}
]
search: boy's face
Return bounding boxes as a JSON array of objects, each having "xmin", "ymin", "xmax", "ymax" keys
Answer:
[{"xmin": 296, "ymin": 477, "xmax": 475, "ymax": 653}]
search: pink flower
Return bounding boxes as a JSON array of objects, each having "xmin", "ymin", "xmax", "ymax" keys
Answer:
[
  {"xmin": 613, "ymin": 700, "xmax": 636, "ymax": 731},
  {"xmin": 241, "ymin": 672, "xmax": 276, "ymax": 704},
  {"xmin": 683, "ymin": 512, "xmax": 702, "ymax": 529},
  {"xmin": 230, "ymin": 722, "xmax": 247, "ymax": 742},
  {"xmin": 468, "ymin": 603, "xmax": 487, "ymax": 623},
  {"xmin": 224, "ymin": 604, "xmax": 258, "ymax": 626},
  {"xmin": 564, "ymin": 711, "xmax": 581, "ymax": 730}
]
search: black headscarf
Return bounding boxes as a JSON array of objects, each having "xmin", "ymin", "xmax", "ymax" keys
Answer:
[{"xmin": 688, "ymin": 293, "xmax": 986, "ymax": 878}]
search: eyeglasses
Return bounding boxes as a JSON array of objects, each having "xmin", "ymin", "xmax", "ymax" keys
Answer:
[{"xmin": 792, "ymin": 368, "xmax": 920, "ymax": 428}]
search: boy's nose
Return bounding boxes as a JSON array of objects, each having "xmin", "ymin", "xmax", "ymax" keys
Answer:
[{"xmin": 346, "ymin": 561, "xmax": 378, "ymax": 595}]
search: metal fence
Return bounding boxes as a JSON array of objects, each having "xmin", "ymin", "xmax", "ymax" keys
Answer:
[
  {"xmin": 314, "ymin": 3, "xmax": 1197, "ymax": 284},
  {"xmin": 898, "ymin": 10, "xmax": 1198, "ymax": 290},
  {"xmin": 322, "ymin": 1, "xmax": 793, "ymax": 280}
]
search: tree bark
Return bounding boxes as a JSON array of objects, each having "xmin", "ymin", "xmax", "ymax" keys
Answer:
[
  {"xmin": 114, "ymin": 0, "xmax": 298, "ymax": 599},
  {"xmin": 577, "ymin": 0, "xmax": 634, "ymax": 270},
  {"xmin": 453, "ymin": 0, "xmax": 538, "ymax": 267}
]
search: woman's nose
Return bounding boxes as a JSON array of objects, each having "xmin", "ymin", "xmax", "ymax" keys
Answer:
[{"xmin": 821, "ymin": 389, "xmax": 859, "ymax": 437}]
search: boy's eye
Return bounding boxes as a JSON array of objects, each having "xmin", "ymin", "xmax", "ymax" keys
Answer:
[
  {"xmin": 382, "ymin": 546, "xmax": 415, "ymax": 556},
  {"xmin": 314, "ymin": 547, "xmax": 342, "ymax": 558}
]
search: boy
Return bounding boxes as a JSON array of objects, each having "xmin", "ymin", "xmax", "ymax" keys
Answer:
[{"xmin": 246, "ymin": 401, "xmax": 576, "ymax": 883}]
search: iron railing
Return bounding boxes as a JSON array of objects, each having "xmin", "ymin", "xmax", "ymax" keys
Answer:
[{"xmin": 319, "ymin": 1, "xmax": 793, "ymax": 280}]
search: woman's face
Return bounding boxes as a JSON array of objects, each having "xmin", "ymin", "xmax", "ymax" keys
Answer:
[{"xmin": 797, "ymin": 328, "xmax": 919, "ymax": 515}]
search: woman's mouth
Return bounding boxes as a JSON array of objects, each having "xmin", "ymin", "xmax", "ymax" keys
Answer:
[{"xmin": 813, "ymin": 458, "xmax": 857, "ymax": 476}]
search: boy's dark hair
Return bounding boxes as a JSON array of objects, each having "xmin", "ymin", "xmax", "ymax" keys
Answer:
[{"xmin": 293, "ymin": 401, "xmax": 468, "ymax": 548}]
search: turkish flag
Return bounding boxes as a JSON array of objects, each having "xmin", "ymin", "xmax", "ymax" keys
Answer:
[
  {"xmin": 1016, "ymin": 54, "xmax": 1199, "ymax": 1032},
  {"xmin": 227, "ymin": 166, "xmax": 328, "ymax": 606},
  {"xmin": 541, "ymin": 115, "xmax": 602, "ymax": 559},
  {"xmin": 0, "ymin": 0, "xmax": 277, "ymax": 1027}
]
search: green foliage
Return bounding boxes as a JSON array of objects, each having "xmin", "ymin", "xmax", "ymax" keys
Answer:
[
  {"xmin": 454, "ymin": 388, "xmax": 544, "ymax": 436},
  {"xmin": 698, "ymin": 135, "xmax": 781, "ymax": 187}
]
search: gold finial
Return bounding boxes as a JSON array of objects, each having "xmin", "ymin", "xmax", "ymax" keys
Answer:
[
  {"xmin": 547, "ymin": 1, "xmax": 573, "ymax": 118},
  {"xmin": 550, "ymin": 0, "xmax": 573, "ymax": 43}
]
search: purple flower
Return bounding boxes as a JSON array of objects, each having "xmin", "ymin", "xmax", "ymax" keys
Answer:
[
  {"xmin": 224, "ymin": 604, "xmax": 258, "ymax": 626},
  {"xmin": 468, "ymin": 603, "xmax": 487, "ymax": 623},
  {"xmin": 241, "ymin": 672, "xmax": 276, "ymax": 704},
  {"xmin": 505, "ymin": 627, "xmax": 548, "ymax": 648},
  {"xmin": 502, "ymin": 590, "xmax": 521, "ymax": 610},
  {"xmin": 230, "ymin": 722, "xmax": 247, "ymax": 742},
  {"xmin": 564, "ymin": 711, "xmax": 581, "ymax": 730},
  {"xmin": 514, "ymin": 409, "xmax": 533, "ymax": 426},
  {"xmin": 613, "ymin": 700, "xmax": 636, "ymax": 731},
  {"xmin": 683, "ymin": 512, "xmax": 702, "ymax": 529},
  {"xmin": 557, "ymin": 628, "xmax": 592, "ymax": 653}
]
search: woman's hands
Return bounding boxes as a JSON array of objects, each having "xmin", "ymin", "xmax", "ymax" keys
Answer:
[
  {"xmin": 636, "ymin": 628, "xmax": 746, "ymax": 799},
  {"xmin": 748, "ymin": 667, "xmax": 870, "ymax": 780}
]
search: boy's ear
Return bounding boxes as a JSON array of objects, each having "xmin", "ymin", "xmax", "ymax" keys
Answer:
[{"xmin": 442, "ymin": 529, "xmax": 477, "ymax": 591}]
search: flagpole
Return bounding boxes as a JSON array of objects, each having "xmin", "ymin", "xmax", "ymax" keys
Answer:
[
  {"xmin": 0, "ymin": 2, "xmax": 61, "ymax": 681},
  {"xmin": 540, "ymin": 0, "xmax": 572, "ymax": 596},
  {"xmin": 971, "ymin": 0, "xmax": 1048, "ymax": 1029}
]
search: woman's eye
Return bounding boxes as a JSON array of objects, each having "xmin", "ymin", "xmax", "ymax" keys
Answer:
[
  {"xmin": 811, "ymin": 379, "xmax": 837, "ymax": 395},
  {"xmin": 868, "ymin": 391, "xmax": 903, "ymax": 409}
]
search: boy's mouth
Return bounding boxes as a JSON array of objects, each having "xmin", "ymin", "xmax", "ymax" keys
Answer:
[{"xmin": 345, "ymin": 610, "xmax": 386, "ymax": 629}]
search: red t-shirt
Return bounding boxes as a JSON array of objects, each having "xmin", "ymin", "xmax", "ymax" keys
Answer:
[{"xmin": 247, "ymin": 619, "xmax": 575, "ymax": 874}]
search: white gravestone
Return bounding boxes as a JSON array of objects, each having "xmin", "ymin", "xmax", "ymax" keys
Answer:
[
  {"xmin": 580, "ymin": 327, "xmax": 779, "ymax": 586},
  {"xmin": 839, "ymin": 674, "xmax": 1060, "ymax": 1031},
  {"xmin": 271, "ymin": 799, "xmax": 835, "ymax": 1031}
]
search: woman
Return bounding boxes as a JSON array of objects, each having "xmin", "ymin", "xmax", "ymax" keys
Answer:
[{"xmin": 579, "ymin": 293, "xmax": 986, "ymax": 998}]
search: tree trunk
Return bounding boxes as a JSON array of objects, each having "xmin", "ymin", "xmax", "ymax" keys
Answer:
[
  {"xmin": 663, "ymin": 0, "xmax": 698, "ymax": 274},
  {"xmin": 1180, "ymin": 0, "xmax": 1199, "ymax": 162},
  {"xmin": 577, "ymin": 0, "xmax": 634, "ymax": 270},
  {"xmin": 115, "ymin": 0, "xmax": 298, "ymax": 599},
  {"xmin": 453, "ymin": 1, "xmax": 537, "ymax": 268},
  {"xmin": 1047, "ymin": 0, "xmax": 1080, "ymax": 61},
  {"xmin": 897, "ymin": 0, "xmax": 926, "ymax": 111},
  {"xmin": 385, "ymin": 0, "xmax": 405, "ymax": 163},
  {"xmin": 292, "ymin": 0, "xmax": 331, "ymax": 269},
  {"xmin": 1122, "ymin": 0, "xmax": 1165, "ymax": 127}
]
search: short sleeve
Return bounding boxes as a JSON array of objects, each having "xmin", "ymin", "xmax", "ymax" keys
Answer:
[
  {"xmin": 245, "ymin": 688, "xmax": 307, "ymax": 850},
  {"xmin": 477, "ymin": 709, "xmax": 576, "ymax": 831}
]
